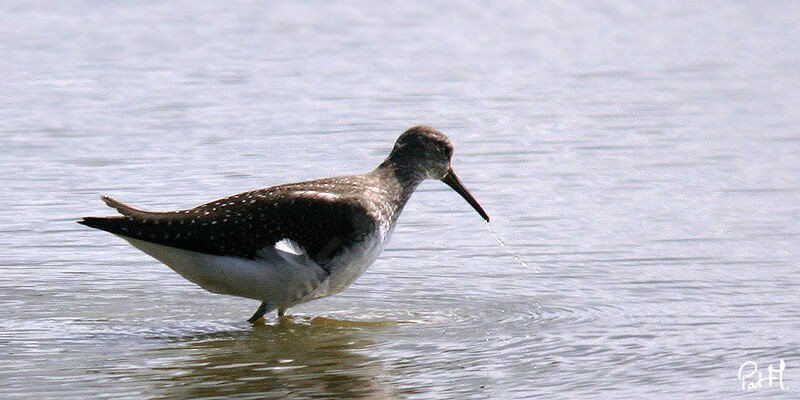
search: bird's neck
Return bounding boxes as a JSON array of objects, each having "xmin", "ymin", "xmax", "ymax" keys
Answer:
[{"xmin": 372, "ymin": 160, "xmax": 426, "ymax": 225}]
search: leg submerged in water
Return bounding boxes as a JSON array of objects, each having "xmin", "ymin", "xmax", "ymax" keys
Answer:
[{"xmin": 248, "ymin": 302, "xmax": 274, "ymax": 324}]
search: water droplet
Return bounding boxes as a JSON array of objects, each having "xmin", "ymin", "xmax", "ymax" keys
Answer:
[{"xmin": 485, "ymin": 221, "xmax": 538, "ymax": 273}]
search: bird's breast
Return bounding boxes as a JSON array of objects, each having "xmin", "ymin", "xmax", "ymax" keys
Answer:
[{"xmin": 317, "ymin": 224, "xmax": 394, "ymax": 297}]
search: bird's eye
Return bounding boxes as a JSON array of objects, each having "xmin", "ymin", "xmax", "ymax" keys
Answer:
[{"xmin": 444, "ymin": 147, "xmax": 453, "ymax": 159}]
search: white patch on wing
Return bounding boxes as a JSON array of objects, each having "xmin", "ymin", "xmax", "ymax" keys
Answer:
[
  {"xmin": 257, "ymin": 239, "xmax": 315, "ymax": 272},
  {"xmin": 274, "ymin": 238, "xmax": 305, "ymax": 256}
]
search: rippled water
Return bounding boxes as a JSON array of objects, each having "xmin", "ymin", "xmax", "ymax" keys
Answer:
[{"xmin": 2, "ymin": 1, "xmax": 799, "ymax": 398}]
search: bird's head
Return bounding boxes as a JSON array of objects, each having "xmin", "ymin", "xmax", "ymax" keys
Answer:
[{"xmin": 384, "ymin": 126, "xmax": 489, "ymax": 222}]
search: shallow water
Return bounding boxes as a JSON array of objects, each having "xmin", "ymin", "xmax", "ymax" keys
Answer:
[{"xmin": 2, "ymin": 1, "xmax": 799, "ymax": 398}]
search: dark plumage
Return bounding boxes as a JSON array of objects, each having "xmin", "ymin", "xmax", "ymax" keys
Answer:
[{"xmin": 79, "ymin": 175, "xmax": 398, "ymax": 269}]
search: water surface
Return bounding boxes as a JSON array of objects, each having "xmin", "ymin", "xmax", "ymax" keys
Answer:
[{"xmin": 2, "ymin": 1, "xmax": 799, "ymax": 398}]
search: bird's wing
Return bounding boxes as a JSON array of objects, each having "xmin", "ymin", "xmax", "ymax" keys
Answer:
[{"xmin": 78, "ymin": 184, "xmax": 378, "ymax": 268}]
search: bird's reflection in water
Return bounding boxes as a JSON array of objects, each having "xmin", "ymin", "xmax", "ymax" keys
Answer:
[{"xmin": 145, "ymin": 316, "xmax": 401, "ymax": 399}]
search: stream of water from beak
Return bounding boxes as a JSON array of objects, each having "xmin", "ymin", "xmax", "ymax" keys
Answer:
[{"xmin": 485, "ymin": 221, "xmax": 538, "ymax": 273}]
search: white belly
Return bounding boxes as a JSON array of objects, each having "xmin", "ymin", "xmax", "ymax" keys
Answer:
[
  {"xmin": 296, "ymin": 227, "xmax": 394, "ymax": 303},
  {"xmin": 119, "ymin": 236, "xmax": 328, "ymax": 307},
  {"xmin": 117, "ymin": 225, "xmax": 393, "ymax": 310}
]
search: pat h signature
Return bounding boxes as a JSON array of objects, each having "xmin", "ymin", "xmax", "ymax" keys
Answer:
[{"xmin": 738, "ymin": 359, "xmax": 786, "ymax": 391}]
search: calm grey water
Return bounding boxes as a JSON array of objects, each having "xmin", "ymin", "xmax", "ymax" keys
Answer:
[{"xmin": 2, "ymin": 1, "xmax": 799, "ymax": 398}]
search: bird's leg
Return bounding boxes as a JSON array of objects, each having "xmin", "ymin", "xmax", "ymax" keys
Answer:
[
  {"xmin": 248, "ymin": 302, "xmax": 271, "ymax": 324},
  {"xmin": 277, "ymin": 308, "xmax": 286, "ymax": 317}
]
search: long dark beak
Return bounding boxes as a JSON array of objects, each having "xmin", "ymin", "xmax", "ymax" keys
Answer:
[{"xmin": 441, "ymin": 168, "xmax": 490, "ymax": 222}]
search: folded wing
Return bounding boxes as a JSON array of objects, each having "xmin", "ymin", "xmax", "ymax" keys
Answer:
[{"xmin": 78, "ymin": 184, "xmax": 377, "ymax": 269}]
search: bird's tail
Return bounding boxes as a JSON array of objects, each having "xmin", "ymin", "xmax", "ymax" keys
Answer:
[
  {"xmin": 100, "ymin": 196, "xmax": 155, "ymax": 219},
  {"xmin": 77, "ymin": 216, "xmax": 141, "ymax": 237},
  {"xmin": 77, "ymin": 196, "xmax": 163, "ymax": 237}
]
